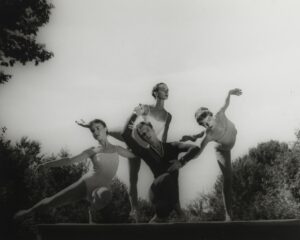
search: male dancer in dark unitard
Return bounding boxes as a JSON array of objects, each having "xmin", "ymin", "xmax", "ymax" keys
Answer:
[{"xmin": 122, "ymin": 105, "xmax": 200, "ymax": 222}]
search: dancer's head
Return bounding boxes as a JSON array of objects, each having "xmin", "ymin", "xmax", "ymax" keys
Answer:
[
  {"xmin": 195, "ymin": 107, "xmax": 213, "ymax": 128},
  {"xmin": 135, "ymin": 121, "xmax": 157, "ymax": 144},
  {"xmin": 152, "ymin": 82, "xmax": 169, "ymax": 100},
  {"xmin": 89, "ymin": 119, "xmax": 108, "ymax": 140},
  {"xmin": 77, "ymin": 119, "xmax": 108, "ymax": 141}
]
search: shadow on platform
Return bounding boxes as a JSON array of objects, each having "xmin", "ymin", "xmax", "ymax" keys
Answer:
[{"xmin": 38, "ymin": 219, "xmax": 300, "ymax": 240}]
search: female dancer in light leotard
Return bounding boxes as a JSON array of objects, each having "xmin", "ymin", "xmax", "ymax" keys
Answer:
[
  {"xmin": 109, "ymin": 83, "xmax": 172, "ymax": 222},
  {"xmin": 14, "ymin": 119, "xmax": 136, "ymax": 221},
  {"xmin": 109, "ymin": 82, "xmax": 172, "ymax": 222},
  {"xmin": 169, "ymin": 88, "xmax": 242, "ymax": 221}
]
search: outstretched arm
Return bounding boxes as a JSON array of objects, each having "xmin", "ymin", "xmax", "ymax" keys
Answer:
[
  {"xmin": 180, "ymin": 131, "xmax": 205, "ymax": 142},
  {"xmin": 115, "ymin": 146, "xmax": 136, "ymax": 159},
  {"xmin": 167, "ymin": 142, "xmax": 200, "ymax": 172},
  {"xmin": 36, "ymin": 147, "xmax": 100, "ymax": 171},
  {"xmin": 168, "ymin": 136, "xmax": 211, "ymax": 172},
  {"xmin": 219, "ymin": 88, "xmax": 242, "ymax": 113}
]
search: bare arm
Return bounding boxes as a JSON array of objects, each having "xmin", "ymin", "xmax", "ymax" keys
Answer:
[
  {"xmin": 115, "ymin": 145, "xmax": 136, "ymax": 159},
  {"xmin": 219, "ymin": 88, "xmax": 242, "ymax": 113},
  {"xmin": 37, "ymin": 147, "xmax": 99, "ymax": 170}
]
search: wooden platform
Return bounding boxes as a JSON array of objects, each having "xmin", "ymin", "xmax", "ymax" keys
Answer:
[{"xmin": 37, "ymin": 219, "xmax": 300, "ymax": 240}]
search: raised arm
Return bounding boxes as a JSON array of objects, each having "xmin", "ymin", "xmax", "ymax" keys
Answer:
[{"xmin": 219, "ymin": 88, "xmax": 242, "ymax": 113}]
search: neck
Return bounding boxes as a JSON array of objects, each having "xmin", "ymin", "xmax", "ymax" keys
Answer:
[
  {"xmin": 155, "ymin": 98, "xmax": 165, "ymax": 109},
  {"xmin": 98, "ymin": 139, "xmax": 110, "ymax": 149}
]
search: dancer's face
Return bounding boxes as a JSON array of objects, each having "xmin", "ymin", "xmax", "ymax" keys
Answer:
[
  {"xmin": 155, "ymin": 83, "xmax": 169, "ymax": 100},
  {"xmin": 195, "ymin": 110, "xmax": 213, "ymax": 128},
  {"xmin": 137, "ymin": 124, "xmax": 156, "ymax": 143},
  {"xmin": 90, "ymin": 123, "xmax": 107, "ymax": 141}
]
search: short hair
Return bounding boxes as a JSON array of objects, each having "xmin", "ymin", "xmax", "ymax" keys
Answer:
[
  {"xmin": 89, "ymin": 119, "xmax": 108, "ymax": 133},
  {"xmin": 152, "ymin": 82, "xmax": 167, "ymax": 99},
  {"xmin": 136, "ymin": 121, "xmax": 153, "ymax": 140}
]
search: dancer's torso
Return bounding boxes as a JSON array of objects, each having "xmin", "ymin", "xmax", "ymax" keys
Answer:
[
  {"xmin": 209, "ymin": 112, "xmax": 237, "ymax": 149},
  {"xmin": 89, "ymin": 152, "xmax": 119, "ymax": 180}
]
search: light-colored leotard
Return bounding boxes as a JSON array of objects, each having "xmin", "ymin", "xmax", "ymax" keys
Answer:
[
  {"xmin": 81, "ymin": 152, "xmax": 119, "ymax": 202},
  {"xmin": 211, "ymin": 111, "xmax": 237, "ymax": 150}
]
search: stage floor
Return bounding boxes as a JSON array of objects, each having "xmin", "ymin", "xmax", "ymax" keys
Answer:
[{"xmin": 38, "ymin": 219, "xmax": 300, "ymax": 240}]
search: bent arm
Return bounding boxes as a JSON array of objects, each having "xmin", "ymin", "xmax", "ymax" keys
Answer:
[
  {"xmin": 181, "ymin": 131, "xmax": 205, "ymax": 142},
  {"xmin": 122, "ymin": 112, "xmax": 145, "ymax": 157}
]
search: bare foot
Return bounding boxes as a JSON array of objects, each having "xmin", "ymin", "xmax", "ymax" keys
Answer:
[{"xmin": 14, "ymin": 209, "xmax": 31, "ymax": 221}]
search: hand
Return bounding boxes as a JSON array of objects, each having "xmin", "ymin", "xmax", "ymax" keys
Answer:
[
  {"xmin": 180, "ymin": 135, "xmax": 196, "ymax": 142},
  {"xmin": 229, "ymin": 88, "xmax": 242, "ymax": 96},
  {"xmin": 75, "ymin": 119, "xmax": 89, "ymax": 128},
  {"xmin": 134, "ymin": 104, "xmax": 145, "ymax": 116},
  {"xmin": 167, "ymin": 160, "xmax": 182, "ymax": 172}
]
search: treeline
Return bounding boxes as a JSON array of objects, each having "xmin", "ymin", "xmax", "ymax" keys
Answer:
[
  {"xmin": 1, "ymin": 128, "xmax": 300, "ymax": 239},
  {"xmin": 187, "ymin": 133, "xmax": 300, "ymax": 221}
]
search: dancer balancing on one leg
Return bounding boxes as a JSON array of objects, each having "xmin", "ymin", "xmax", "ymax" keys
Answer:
[
  {"xmin": 14, "ymin": 119, "xmax": 136, "ymax": 221},
  {"xmin": 169, "ymin": 88, "xmax": 242, "ymax": 221},
  {"xmin": 109, "ymin": 82, "xmax": 172, "ymax": 222}
]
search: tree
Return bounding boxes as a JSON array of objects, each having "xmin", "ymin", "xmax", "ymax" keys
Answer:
[
  {"xmin": 187, "ymin": 140, "xmax": 300, "ymax": 221},
  {"xmin": 0, "ymin": 0, "xmax": 54, "ymax": 84}
]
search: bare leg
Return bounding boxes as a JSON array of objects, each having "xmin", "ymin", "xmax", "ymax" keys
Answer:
[
  {"xmin": 216, "ymin": 148, "xmax": 232, "ymax": 221},
  {"xmin": 89, "ymin": 187, "xmax": 112, "ymax": 223},
  {"xmin": 128, "ymin": 156, "xmax": 141, "ymax": 222},
  {"xmin": 14, "ymin": 179, "xmax": 87, "ymax": 219}
]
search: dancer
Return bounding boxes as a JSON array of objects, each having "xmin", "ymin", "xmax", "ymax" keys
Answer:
[
  {"xmin": 14, "ymin": 119, "xmax": 136, "ymax": 221},
  {"xmin": 169, "ymin": 88, "xmax": 242, "ymax": 221},
  {"xmin": 109, "ymin": 82, "xmax": 172, "ymax": 222},
  {"xmin": 121, "ymin": 105, "xmax": 200, "ymax": 222}
]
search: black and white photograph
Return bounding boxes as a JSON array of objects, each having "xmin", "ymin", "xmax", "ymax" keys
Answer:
[{"xmin": 1, "ymin": 0, "xmax": 300, "ymax": 239}]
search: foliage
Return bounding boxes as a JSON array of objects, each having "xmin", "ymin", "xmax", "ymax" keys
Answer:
[
  {"xmin": 187, "ymin": 139, "xmax": 300, "ymax": 221},
  {"xmin": 0, "ymin": 0, "xmax": 54, "ymax": 84},
  {"xmin": 0, "ymin": 128, "xmax": 134, "ymax": 239}
]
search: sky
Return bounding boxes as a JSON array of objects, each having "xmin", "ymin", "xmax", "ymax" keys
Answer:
[{"xmin": 1, "ymin": 0, "xmax": 300, "ymax": 206}]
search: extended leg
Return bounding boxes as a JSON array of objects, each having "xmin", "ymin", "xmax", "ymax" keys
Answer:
[
  {"xmin": 128, "ymin": 156, "xmax": 141, "ymax": 222},
  {"xmin": 216, "ymin": 148, "xmax": 232, "ymax": 221},
  {"xmin": 14, "ymin": 179, "xmax": 87, "ymax": 219}
]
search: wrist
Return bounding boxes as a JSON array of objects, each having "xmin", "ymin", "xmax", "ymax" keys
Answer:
[{"xmin": 179, "ymin": 158, "xmax": 186, "ymax": 167}]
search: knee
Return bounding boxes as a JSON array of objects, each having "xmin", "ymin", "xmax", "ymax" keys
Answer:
[{"xmin": 92, "ymin": 187, "xmax": 112, "ymax": 210}]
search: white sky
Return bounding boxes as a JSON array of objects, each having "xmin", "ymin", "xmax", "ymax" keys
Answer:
[{"xmin": 1, "ymin": 0, "xmax": 300, "ymax": 206}]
